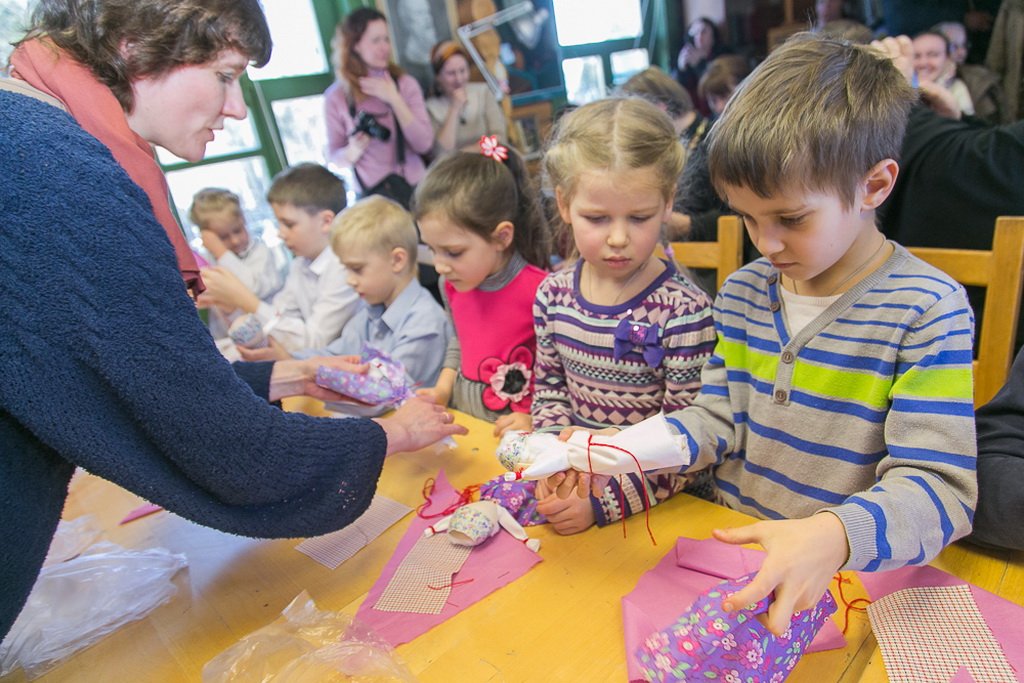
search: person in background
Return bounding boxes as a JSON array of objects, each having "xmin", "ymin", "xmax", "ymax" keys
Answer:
[
  {"xmin": 697, "ymin": 54, "xmax": 751, "ymax": 119},
  {"xmin": 531, "ymin": 98, "xmax": 717, "ymax": 535},
  {"xmin": 247, "ymin": 195, "xmax": 449, "ymax": 394},
  {"xmin": 672, "ymin": 17, "xmax": 731, "ymax": 118},
  {"xmin": 934, "ymin": 20, "xmax": 1007, "ymax": 124},
  {"xmin": 548, "ymin": 33, "xmax": 977, "ymax": 636},
  {"xmin": 913, "ymin": 30, "xmax": 976, "ymax": 116},
  {"xmin": 200, "ymin": 163, "xmax": 360, "ymax": 353},
  {"xmin": 425, "ymin": 40, "xmax": 507, "ymax": 155},
  {"xmin": 0, "ymin": 0, "xmax": 464, "ymax": 643},
  {"xmin": 619, "ymin": 66, "xmax": 710, "ymax": 242},
  {"xmin": 190, "ymin": 187, "xmax": 284, "ymax": 339},
  {"xmin": 414, "ymin": 140, "xmax": 551, "ymax": 437},
  {"xmin": 324, "ymin": 7, "xmax": 433, "ymax": 202},
  {"xmin": 986, "ymin": 0, "xmax": 1024, "ymax": 121}
]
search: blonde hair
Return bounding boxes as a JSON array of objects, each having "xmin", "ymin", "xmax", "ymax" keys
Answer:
[
  {"xmin": 620, "ymin": 66, "xmax": 695, "ymax": 119},
  {"xmin": 188, "ymin": 187, "xmax": 243, "ymax": 229},
  {"xmin": 707, "ymin": 32, "xmax": 915, "ymax": 208},
  {"xmin": 331, "ymin": 195, "xmax": 418, "ymax": 272}
]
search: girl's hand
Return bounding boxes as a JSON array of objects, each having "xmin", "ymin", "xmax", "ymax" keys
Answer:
[
  {"xmin": 200, "ymin": 229, "xmax": 228, "ymax": 260},
  {"xmin": 542, "ymin": 425, "xmax": 619, "ymax": 497},
  {"xmin": 493, "ymin": 411, "xmax": 532, "ymax": 436},
  {"xmin": 374, "ymin": 398, "xmax": 468, "ymax": 455},
  {"xmin": 536, "ymin": 478, "xmax": 597, "ymax": 534},
  {"xmin": 712, "ymin": 512, "xmax": 850, "ymax": 636},
  {"xmin": 415, "ymin": 386, "xmax": 451, "ymax": 407},
  {"xmin": 359, "ymin": 75, "xmax": 400, "ymax": 107}
]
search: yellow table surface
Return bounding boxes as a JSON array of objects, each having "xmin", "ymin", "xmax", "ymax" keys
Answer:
[{"xmin": 6, "ymin": 400, "xmax": 1023, "ymax": 682}]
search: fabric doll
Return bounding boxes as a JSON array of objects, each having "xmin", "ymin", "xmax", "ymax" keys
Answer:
[{"xmin": 423, "ymin": 500, "xmax": 541, "ymax": 552}]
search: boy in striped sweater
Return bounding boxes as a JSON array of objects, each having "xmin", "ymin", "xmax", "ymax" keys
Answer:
[{"xmin": 551, "ymin": 33, "xmax": 978, "ymax": 635}]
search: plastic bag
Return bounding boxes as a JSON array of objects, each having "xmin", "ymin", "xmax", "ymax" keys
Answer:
[
  {"xmin": 42, "ymin": 515, "xmax": 101, "ymax": 567},
  {"xmin": 0, "ymin": 542, "xmax": 187, "ymax": 679},
  {"xmin": 203, "ymin": 591, "xmax": 415, "ymax": 682}
]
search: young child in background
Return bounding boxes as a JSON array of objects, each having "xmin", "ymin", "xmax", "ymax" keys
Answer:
[
  {"xmin": 414, "ymin": 139, "xmax": 551, "ymax": 436},
  {"xmin": 291, "ymin": 195, "xmax": 449, "ymax": 392},
  {"xmin": 189, "ymin": 188, "xmax": 284, "ymax": 339},
  {"xmin": 531, "ymin": 98, "xmax": 717, "ymax": 535},
  {"xmin": 550, "ymin": 34, "xmax": 977, "ymax": 635},
  {"xmin": 199, "ymin": 163, "xmax": 360, "ymax": 352}
]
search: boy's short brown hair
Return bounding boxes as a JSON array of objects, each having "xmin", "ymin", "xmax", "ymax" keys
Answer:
[
  {"xmin": 707, "ymin": 33, "xmax": 916, "ymax": 209},
  {"xmin": 330, "ymin": 195, "xmax": 418, "ymax": 272},
  {"xmin": 266, "ymin": 163, "xmax": 347, "ymax": 215},
  {"xmin": 620, "ymin": 67, "xmax": 695, "ymax": 119}
]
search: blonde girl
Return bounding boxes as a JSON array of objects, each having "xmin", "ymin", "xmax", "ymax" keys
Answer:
[
  {"xmin": 414, "ymin": 138, "xmax": 551, "ymax": 436},
  {"xmin": 533, "ymin": 98, "xmax": 717, "ymax": 535}
]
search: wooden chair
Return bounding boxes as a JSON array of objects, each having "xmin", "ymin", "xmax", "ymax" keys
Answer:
[
  {"xmin": 907, "ymin": 216, "xmax": 1024, "ymax": 407},
  {"xmin": 670, "ymin": 214, "xmax": 745, "ymax": 292}
]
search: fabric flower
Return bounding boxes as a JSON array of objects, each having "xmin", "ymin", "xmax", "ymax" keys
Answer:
[
  {"xmin": 480, "ymin": 345, "xmax": 534, "ymax": 412},
  {"xmin": 612, "ymin": 318, "xmax": 665, "ymax": 368}
]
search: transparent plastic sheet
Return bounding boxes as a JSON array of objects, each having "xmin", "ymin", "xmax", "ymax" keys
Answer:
[
  {"xmin": 203, "ymin": 591, "xmax": 416, "ymax": 683},
  {"xmin": 0, "ymin": 542, "xmax": 188, "ymax": 679},
  {"xmin": 41, "ymin": 515, "xmax": 101, "ymax": 567}
]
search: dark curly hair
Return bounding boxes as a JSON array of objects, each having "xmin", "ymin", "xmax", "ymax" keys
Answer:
[{"xmin": 19, "ymin": 0, "xmax": 272, "ymax": 112}]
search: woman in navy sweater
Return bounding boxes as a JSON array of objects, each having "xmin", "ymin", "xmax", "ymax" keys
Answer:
[{"xmin": 0, "ymin": 0, "xmax": 464, "ymax": 641}]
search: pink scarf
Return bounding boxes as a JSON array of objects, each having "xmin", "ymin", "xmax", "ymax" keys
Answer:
[{"xmin": 10, "ymin": 39, "xmax": 203, "ymax": 294}]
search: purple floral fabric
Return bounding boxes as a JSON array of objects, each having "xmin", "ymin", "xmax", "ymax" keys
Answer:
[
  {"xmin": 479, "ymin": 476, "xmax": 546, "ymax": 526},
  {"xmin": 636, "ymin": 573, "xmax": 837, "ymax": 682}
]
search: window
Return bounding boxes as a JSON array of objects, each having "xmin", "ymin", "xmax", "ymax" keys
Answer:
[
  {"xmin": 551, "ymin": 0, "xmax": 643, "ymax": 47},
  {"xmin": 0, "ymin": 0, "xmax": 33, "ymax": 71}
]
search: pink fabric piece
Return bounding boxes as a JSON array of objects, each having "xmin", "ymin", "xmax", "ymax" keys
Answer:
[
  {"xmin": 354, "ymin": 470, "xmax": 542, "ymax": 646},
  {"xmin": 951, "ymin": 666, "xmax": 977, "ymax": 682},
  {"xmin": 119, "ymin": 502, "xmax": 163, "ymax": 525},
  {"xmin": 859, "ymin": 565, "xmax": 1024, "ymax": 682},
  {"xmin": 622, "ymin": 537, "xmax": 846, "ymax": 682}
]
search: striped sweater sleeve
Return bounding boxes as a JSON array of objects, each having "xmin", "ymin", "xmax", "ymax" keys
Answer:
[{"xmin": 532, "ymin": 273, "xmax": 574, "ymax": 430}]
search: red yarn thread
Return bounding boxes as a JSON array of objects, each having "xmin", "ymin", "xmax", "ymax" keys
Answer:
[
  {"xmin": 585, "ymin": 434, "xmax": 657, "ymax": 546},
  {"xmin": 833, "ymin": 573, "xmax": 871, "ymax": 634},
  {"xmin": 427, "ymin": 577, "xmax": 475, "ymax": 590},
  {"xmin": 416, "ymin": 477, "xmax": 479, "ymax": 519}
]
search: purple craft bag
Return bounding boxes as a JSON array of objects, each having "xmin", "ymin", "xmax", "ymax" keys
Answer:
[{"xmin": 636, "ymin": 573, "xmax": 836, "ymax": 682}]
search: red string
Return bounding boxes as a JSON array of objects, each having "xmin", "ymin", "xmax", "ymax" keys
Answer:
[
  {"xmin": 586, "ymin": 435, "xmax": 657, "ymax": 546},
  {"xmin": 833, "ymin": 573, "xmax": 871, "ymax": 634},
  {"xmin": 416, "ymin": 477, "xmax": 479, "ymax": 519},
  {"xmin": 427, "ymin": 577, "xmax": 475, "ymax": 590}
]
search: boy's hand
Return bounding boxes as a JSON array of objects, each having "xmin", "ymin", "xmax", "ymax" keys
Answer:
[
  {"xmin": 198, "ymin": 266, "xmax": 259, "ymax": 313},
  {"xmin": 712, "ymin": 512, "xmax": 849, "ymax": 636},
  {"xmin": 200, "ymin": 229, "xmax": 228, "ymax": 260},
  {"xmin": 535, "ymin": 478, "xmax": 597, "ymax": 534},
  {"xmin": 543, "ymin": 425, "xmax": 619, "ymax": 498},
  {"xmin": 493, "ymin": 411, "xmax": 532, "ymax": 436},
  {"xmin": 238, "ymin": 336, "xmax": 291, "ymax": 362}
]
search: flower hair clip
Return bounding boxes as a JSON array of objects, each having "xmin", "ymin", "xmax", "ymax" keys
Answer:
[{"xmin": 479, "ymin": 135, "xmax": 509, "ymax": 163}]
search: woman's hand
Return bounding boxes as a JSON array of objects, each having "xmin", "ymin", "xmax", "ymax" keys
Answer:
[
  {"xmin": 493, "ymin": 411, "xmax": 532, "ymax": 436},
  {"xmin": 344, "ymin": 132, "xmax": 372, "ymax": 165},
  {"xmin": 374, "ymin": 398, "xmax": 468, "ymax": 455},
  {"xmin": 449, "ymin": 87, "xmax": 468, "ymax": 115},
  {"xmin": 712, "ymin": 512, "xmax": 850, "ymax": 636},
  {"xmin": 359, "ymin": 75, "xmax": 401, "ymax": 108},
  {"xmin": 267, "ymin": 355, "xmax": 368, "ymax": 402}
]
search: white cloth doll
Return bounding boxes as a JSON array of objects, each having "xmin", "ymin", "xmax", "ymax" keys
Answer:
[
  {"xmin": 424, "ymin": 500, "xmax": 541, "ymax": 552},
  {"xmin": 496, "ymin": 413, "xmax": 689, "ymax": 481}
]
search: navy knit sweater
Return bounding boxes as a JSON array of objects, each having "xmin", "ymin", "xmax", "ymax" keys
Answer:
[{"xmin": 0, "ymin": 90, "xmax": 388, "ymax": 640}]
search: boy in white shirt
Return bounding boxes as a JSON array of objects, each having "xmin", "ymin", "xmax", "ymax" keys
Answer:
[
  {"xmin": 190, "ymin": 187, "xmax": 284, "ymax": 339},
  {"xmin": 199, "ymin": 163, "xmax": 360, "ymax": 352}
]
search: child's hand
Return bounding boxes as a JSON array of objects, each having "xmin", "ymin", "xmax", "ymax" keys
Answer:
[
  {"xmin": 198, "ymin": 266, "xmax": 259, "ymax": 313},
  {"xmin": 415, "ymin": 386, "xmax": 450, "ymax": 407},
  {"xmin": 712, "ymin": 512, "xmax": 849, "ymax": 636},
  {"xmin": 238, "ymin": 337, "xmax": 291, "ymax": 362},
  {"xmin": 200, "ymin": 229, "xmax": 228, "ymax": 260},
  {"xmin": 493, "ymin": 411, "xmax": 532, "ymax": 436},
  {"xmin": 542, "ymin": 425, "xmax": 619, "ymax": 498},
  {"xmin": 535, "ymin": 478, "xmax": 596, "ymax": 534}
]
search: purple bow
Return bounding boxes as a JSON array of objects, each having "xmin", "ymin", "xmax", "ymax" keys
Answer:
[{"xmin": 613, "ymin": 318, "xmax": 665, "ymax": 368}]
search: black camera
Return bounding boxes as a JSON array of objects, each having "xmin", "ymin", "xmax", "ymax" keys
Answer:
[{"xmin": 352, "ymin": 110, "xmax": 391, "ymax": 141}]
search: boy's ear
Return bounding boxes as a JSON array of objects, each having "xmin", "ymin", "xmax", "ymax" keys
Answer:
[
  {"xmin": 859, "ymin": 158, "xmax": 899, "ymax": 211},
  {"xmin": 491, "ymin": 220, "xmax": 515, "ymax": 248},
  {"xmin": 554, "ymin": 187, "xmax": 572, "ymax": 226},
  {"xmin": 319, "ymin": 210, "xmax": 336, "ymax": 234},
  {"xmin": 390, "ymin": 247, "xmax": 410, "ymax": 273}
]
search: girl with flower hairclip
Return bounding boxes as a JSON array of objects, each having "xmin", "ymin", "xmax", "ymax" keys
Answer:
[
  {"xmin": 414, "ymin": 136, "xmax": 552, "ymax": 437},
  {"xmin": 529, "ymin": 97, "xmax": 717, "ymax": 535}
]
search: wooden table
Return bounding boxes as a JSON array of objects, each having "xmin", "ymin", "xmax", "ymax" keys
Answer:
[{"xmin": 7, "ymin": 402, "xmax": 1023, "ymax": 682}]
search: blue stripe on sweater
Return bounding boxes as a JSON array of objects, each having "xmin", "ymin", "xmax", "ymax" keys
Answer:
[
  {"xmin": 888, "ymin": 444, "xmax": 976, "ymax": 470},
  {"xmin": 715, "ymin": 477, "xmax": 786, "ymax": 519},
  {"xmin": 744, "ymin": 415, "xmax": 886, "ymax": 465},
  {"xmin": 741, "ymin": 460, "xmax": 849, "ymax": 504},
  {"xmin": 800, "ymin": 346, "xmax": 896, "ymax": 374},
  {"xmin": 845, "ymin": 494, "xmax": 892, "ymax": 567},
  {"xmin": 906, "ymin": 475, "xmax": 955, "ymax": 546},
  {"xmin": 891, "ymin": 396, "xmax": 974, "ymax": 417}
]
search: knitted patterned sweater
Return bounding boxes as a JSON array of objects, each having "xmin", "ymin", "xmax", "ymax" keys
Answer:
[
  {"xmin": 533, "ymin": 260, "xmax": 717, "ymax": 525},
  {"xmin": 0, "ymin": 89, "xmax": 388, "ymax": 640},
  {"xmin": 668, "ymin": 247, "xmax": 978, "ymax": 572}
]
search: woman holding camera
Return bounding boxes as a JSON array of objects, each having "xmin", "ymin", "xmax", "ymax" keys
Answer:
[{"xmin": 325, "ymin": 7, "xmax": 433, "ymax": 202}]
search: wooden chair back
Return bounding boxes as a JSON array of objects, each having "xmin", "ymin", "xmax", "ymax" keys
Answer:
[
  {"xmin": 907, "ymin": 216, "xmax": 1024, "ymax": 406},
  {"xmin": 670, "ymin": 214, "xmax": 745, "ymax": 292}
]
